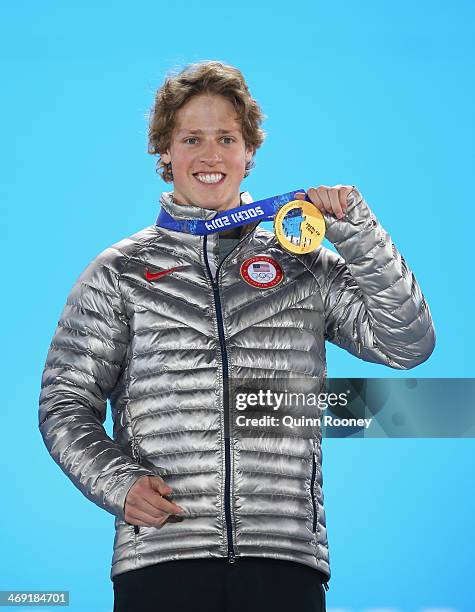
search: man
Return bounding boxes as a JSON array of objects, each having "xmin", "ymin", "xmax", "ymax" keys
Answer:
[{"xmin": 39, "ymin": 61, "xmax": 435, "ymax": 612}]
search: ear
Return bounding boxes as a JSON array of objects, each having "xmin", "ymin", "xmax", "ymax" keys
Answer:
[
  {"xmin": 161, "ymin": 150, "xmax": 171, "ymax": 164},
  {"xmin": 245, "ymin": 147, "xmax": 254, "ymax": 164}
]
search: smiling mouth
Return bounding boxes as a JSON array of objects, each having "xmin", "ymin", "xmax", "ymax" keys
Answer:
[{"xmin": 193, "ymin": 172, "xmax": 226, "ymax": 185}]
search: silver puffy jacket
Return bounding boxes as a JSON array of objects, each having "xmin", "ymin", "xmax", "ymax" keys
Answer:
[{"xmin": 38, "ymin": 186, "xmax": 435, "ymax": 583}]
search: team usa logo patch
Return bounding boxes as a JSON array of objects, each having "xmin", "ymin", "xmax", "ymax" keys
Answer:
[{"xmin": 240, "ymin": 256, "xmax": 283, "ymax": 289}]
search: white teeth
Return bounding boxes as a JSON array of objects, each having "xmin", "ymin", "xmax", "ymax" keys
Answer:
[{"xmin": 195, "ymin": 173, "xmax": 224, "ymax": 184}]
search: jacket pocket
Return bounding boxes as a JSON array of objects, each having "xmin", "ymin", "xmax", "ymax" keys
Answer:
[{"xmin": 310, "ymin": 453, "xmax": 317, "ymax": 533}]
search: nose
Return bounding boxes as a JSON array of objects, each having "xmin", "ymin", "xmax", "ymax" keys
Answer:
[{"xmin": 200, "ymin": 140, "xmax": 222, "ymax": 165}]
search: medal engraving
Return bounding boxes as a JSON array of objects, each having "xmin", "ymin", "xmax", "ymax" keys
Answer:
[{"xmin": 274, "ymin": 200, "xmax": 325, "ymax": 254}]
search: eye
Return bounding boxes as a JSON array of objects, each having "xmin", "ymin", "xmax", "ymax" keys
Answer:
[
  {"xmin": 221, "ymin": 136, "xmax": 235, "ymax": 144},
  {"xmin": 184, "ymin": 137, "xmax": 198, "ymax": 145}
]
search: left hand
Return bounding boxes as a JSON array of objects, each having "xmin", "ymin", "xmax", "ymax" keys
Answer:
[{"xmin": 295, "ymin": 185, "xmax": 354, "ymax": 220}]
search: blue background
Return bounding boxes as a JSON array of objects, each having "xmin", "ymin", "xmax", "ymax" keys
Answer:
[{"xmin": 2, "ymin": 1, "xmax": 474, "ymax": 610}]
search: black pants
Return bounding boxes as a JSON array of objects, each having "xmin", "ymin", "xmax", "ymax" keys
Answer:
[{"xmin": 113, "ymin": 557, "xmax": 327, "ymax": 612}]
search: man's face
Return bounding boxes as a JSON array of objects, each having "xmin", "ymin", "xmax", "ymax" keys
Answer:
[{"xmin": 161, "ymin": 94, "xmax": 254, "ymax": 212}]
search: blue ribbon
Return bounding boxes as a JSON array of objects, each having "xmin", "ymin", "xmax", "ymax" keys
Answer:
[{"xmin": 155, "ymin": 189, "xmax": 309, "ymax": 235}]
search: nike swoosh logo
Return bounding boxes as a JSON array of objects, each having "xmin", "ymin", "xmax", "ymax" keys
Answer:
[{"xmin": 145, "ymin": 266, "xmax": 182, "ymax": 281}]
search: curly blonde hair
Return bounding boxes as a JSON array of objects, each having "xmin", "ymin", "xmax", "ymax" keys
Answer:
[{"xmin": 148, "ymin": 60, "xmax": 266, "ymax": 182}]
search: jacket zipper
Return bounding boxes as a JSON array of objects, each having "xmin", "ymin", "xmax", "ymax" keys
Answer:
[
  {"xmin": 310, "ymin": 453, "xmax": 317, "ymax": 533},
  {"xmin": 202, "ymin": 225, "xmax": 259, "ymax": 563},
  {"xmin": 203, "ymin": 233, "xmax": 236, "ymax": 563}
]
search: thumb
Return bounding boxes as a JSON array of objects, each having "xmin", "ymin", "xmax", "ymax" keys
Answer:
[{"xmin": 149, "ymin": 475, "xmax": 173, "ymax": 496}]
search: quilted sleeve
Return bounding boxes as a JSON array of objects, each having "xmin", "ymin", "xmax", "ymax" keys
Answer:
[
  {"xmin": 315, "ymin": 186, "xmax": 436, "ymax": 369},
  {"xmin": 38, "ymin": 246, "xmax": 155, "ymax": 520}
]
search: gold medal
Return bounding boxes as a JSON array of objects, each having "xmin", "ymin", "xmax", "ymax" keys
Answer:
[{"xmin": 274, "ymin": 200, "xmax": 325, "ymax": 254}]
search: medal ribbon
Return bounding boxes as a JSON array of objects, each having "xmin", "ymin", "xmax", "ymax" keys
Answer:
[{"xmin": 155, "ymin": 189, "xmax": 309, "ymax": 235}]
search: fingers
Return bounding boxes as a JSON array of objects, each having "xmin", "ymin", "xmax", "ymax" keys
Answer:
[
  {"xmin": 124, "ymin": 475, "xmax": 185, "ymax": 528},
  {"xmin": 327, "ymin": 189, "xmax": 344, "ymax": 219},
  {"xmin": 138, "ymin": 488, "xmax": 183, "ymax": 515},
  {"xmin": 142, "ymin": 484, "xmax": 185, "ymax": 516},
  {"xmin": 307, "ymin": 188, "xmax": 325, "ymax": 214},
  {"xmin": 125, "ymin": 501, "xmax": 178, "ymax": 528},
  {"xmin": 149, "ymin": 474, "xmax": 173, "ymax": 497},
  {"xmin": 306, "ymin": 185, "xmax": 353, "ymax": 219}
]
